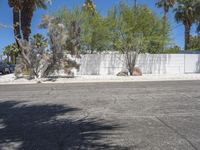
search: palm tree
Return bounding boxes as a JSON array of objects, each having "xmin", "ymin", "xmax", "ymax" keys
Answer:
[
  {"xmin": 31, "ymin": 33, "xmax": 48, "ymax": 49},
  {"xmin": 21, "ymin": 0, "xmax": 48, "ymax": 41},
  {"xmin": 156, "ymin": 0, "xmax": 176, "ymax": 18},
  {"xmin": 194, "ymin": 1, "xmax": 200, "ymax": 33},
  {"xmin": 83, "ymin": 0, "xmax": 96, "ymax": 13},
  {"xmin": 156, "ymin": 0, "xmax": 176, "ymax": 50},
  {"xmin": 3, "ymin": 44, "xmax": 19, "ymax": 64},
  {"xmin": 8, "ymin": 0, "xmax": 22, "ymax": 44},
  {"xmin": 8, "ymin": 0, "xmax": 49, "ymax": 42},
  {"xmin": 174, "ymin": 0, "xmax": 196, "ymax": 50}
]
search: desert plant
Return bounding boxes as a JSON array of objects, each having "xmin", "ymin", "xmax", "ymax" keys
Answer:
[{"xmin": 15, "ymin": 15, "xmax": 80, "ymax": 79}]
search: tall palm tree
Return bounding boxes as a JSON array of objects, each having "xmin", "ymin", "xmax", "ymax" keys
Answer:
[
  {"xmin": 21, "ymin": 0, "xmax": 48, "ymax": 41},
  {"xmin": 83, "ymin": 0, "xmax": 96, "ymax": 13},
  {"xmin": 8, "ymin": 0, "xmax": 49, "ymax": 42},
  {"xmin": 194, "ymin": 1, "xmax": 200, "ymax": 33},
  {"xmin": 8, "ymin": 0, "xmax": 22, "ymax": 44},
  {"xmin": 156, "ymin": 0, "xmax": 176, "ymax": 19},
  {"xmin": 174, "ymin": 0, "xmax": 196, "ymax": 50},
  {"xmin": 156, "ymin": 0, "xmax": 176, "ymax": 50}
]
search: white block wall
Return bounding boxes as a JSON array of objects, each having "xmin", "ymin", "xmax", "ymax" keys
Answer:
[
  {"xmin": 77, "ymin": 54, "xmax": 200, "ymax": 75},
  {"xmin": 185, "ymin": 54, "xmax": 200, "ymax": 73},
  {"xmin": 136, "ymin": 54, "xmax": 184, "ymax": 74},
  {"xmin": 78, "ymin": 54, "xmax": 126, "ymax": 75}
]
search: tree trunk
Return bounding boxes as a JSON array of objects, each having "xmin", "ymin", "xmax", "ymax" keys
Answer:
[
  {"xmin": 13, "ymin": 7, "xmax": 21, "ymax": 46},
  {"xmin": 126, "ymin": 51, "xmax": 138, "ymax": 75},
  {"xmin": 21, "ymin": 0, "xmax": 34, "ymax": 41},
  {"xmin": 184, "ymin": 23, "xmax": 191, "ymax": 50}
]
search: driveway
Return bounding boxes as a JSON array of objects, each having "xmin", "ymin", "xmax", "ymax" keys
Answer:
[{"xmin": 0, "ymin": 81, "xmax": 200, "ymax": 150}]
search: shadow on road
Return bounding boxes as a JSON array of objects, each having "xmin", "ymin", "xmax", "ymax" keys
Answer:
[{"xmin": 0, "ymin": 101, "xmax": 127, "ymax": 150}]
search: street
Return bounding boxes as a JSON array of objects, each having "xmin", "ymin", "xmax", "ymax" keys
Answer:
[{"xmin": 0, "ymin": 81, "xmax": 200, "ymax": 150}]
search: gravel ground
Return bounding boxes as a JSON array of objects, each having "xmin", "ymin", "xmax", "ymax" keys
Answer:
[{"xmin": 1, "ymin": 73, "xmax": 200, "ymax": 84}]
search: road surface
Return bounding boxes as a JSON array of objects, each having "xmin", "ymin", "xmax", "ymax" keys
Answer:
[{"xmin": 0, "ymin": 81, "xmax": 200, "ymax": 150}]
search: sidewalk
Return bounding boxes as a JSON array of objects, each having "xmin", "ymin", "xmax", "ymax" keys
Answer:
[{"xmin": 1, "ymin": 74, "xmax": 200, "ymax": 85}]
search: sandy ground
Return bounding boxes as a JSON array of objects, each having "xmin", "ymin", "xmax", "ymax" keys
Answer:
[{"xmin": 1, "ymin": 73, "xmax": 200, "ymax": 84}]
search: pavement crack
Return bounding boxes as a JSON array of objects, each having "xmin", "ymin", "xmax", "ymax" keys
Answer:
[{"xmin": 156, "ymin": 117, "xmax": 198, "ymax": 150}]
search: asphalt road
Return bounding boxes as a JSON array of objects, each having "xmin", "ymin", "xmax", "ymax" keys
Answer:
[{"xmin": 0, "ymin": 81, "xmax": 200, "ymax": 150}]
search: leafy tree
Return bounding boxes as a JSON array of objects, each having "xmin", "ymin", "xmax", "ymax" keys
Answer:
[
  {"xmin": 56, "ymin": 2, "xmax": 169, "ymax": 55},
  {"xmin": 107, "ymin": 3, "xmax": 169, "ymax": 54},
  {"xmin": 174, "ymin": 0, "xmax": 197, "ymax": 50},
  {"xmin": 82, "ymin": 12, "xmax": 111, "ymax": 53},
  {"xmin": 82, "ymin": 0, "xmax": 111, "ymax": 53},
  {"xmin": 107, "ymin": 3, "xmax": 170, "ymax": 74},
  {"xmin": 56, "ymin": 7, "xmax": 111, "ymax": 54},
  {"xmin": 3, "ymin": 43, "xmax": 19, "ymax": 64},
  {"xmin": 188, "ymin": 35, "xmax": 200, "ymax": 51}
]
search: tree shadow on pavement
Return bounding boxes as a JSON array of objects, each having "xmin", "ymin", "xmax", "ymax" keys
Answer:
[{"xmin": 0, "ymin": 101, "xmax": 128, "ymax": 150}]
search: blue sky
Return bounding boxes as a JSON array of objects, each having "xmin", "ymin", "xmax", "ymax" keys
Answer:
[{"xmin": 0, "ymin": 0, "xmax": 198, "ymax": 54}]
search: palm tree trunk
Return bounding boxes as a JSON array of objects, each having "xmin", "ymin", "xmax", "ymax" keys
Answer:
[
  {"xmin": 184, "ymin": 24, "xmax": 191, "ymax": 50},
  {"xmin": 13, "ymin": 7, "xmax": 21, "ymax": 46},
  {"xmin": 21, "ymin": 0, "xmax": 34, "ymax": 41}
]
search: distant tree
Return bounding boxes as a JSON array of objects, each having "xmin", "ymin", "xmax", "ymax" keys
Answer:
[
  {"xmin": 156, "ymin": 0, "xmax": 176, "ymax": 51},
  {"xmin": 174, "ymin": 0, "xmax": 197, "ymax": 50},
  {"xmin": 3, "ymin": 43, "xmax": 19, "ymax": 64},
  {"xmin": 31, "ymin": 33, "xmax": 48, "ymax": 49},
  {"xmin": 162, "ymin": 45, "xmax": 181, "ymax": 54},
  {"xmin": 156, "ymin": 0, "xmax": 176, "ymax": 18},
  {"xmin": 83, "ymin": 0, "xmax": 96, "ymax": 14}
]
